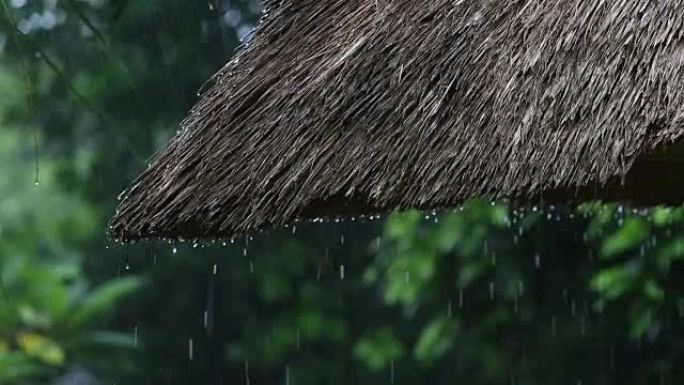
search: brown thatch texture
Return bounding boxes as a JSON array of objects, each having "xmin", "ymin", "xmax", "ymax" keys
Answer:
[{"xmin": 109, "ymin": 0, "xmax": 684, "ymax": 242}]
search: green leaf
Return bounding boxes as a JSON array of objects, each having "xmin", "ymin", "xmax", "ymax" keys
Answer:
[
  {"xmin": 0, "ymin": 352, "xmax": 44, "ymax": 382},
  {"xmin": 600, "ymin": 218, "xmax": 649, "ymax": 259},
  {"xmin": 16, "ymin": 333, "xmax": 64, "ymax": 366},
  {"xmin": 643, "ymin": 280, "xmax": 664, "ymax": 303},
  {"xmin": 69, "ymin": 276, "xmax": 143, "ymax": 327},
  {"xmin": 414, "ymin": 318, "xmax": 458, "ymax": 363},
  {"xmin": 591, "ymin": 264, "xmax": 637, "ymax": 300},
  {"xmin": 354, "ymin": 329, "xmax": 403, "ymax": 371}
]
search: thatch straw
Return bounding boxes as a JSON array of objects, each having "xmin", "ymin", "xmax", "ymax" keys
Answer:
[{"xmin": 109, "ymin": 0, "xmax": 684, "ymax": 242}]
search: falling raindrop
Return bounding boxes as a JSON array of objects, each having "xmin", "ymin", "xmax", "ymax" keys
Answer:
[
  {"xmin": 340, "ymin": 234, "xmax": 345, "ymax": 245},
  {"xmin": 447, "ymin": 300, "xmax": 453, "ymax": 318},
  {"xmin": 133, "ymin": 326, "xmax": 138, "ymax": 347},
  {"xmin": 172, "ymin": 247, "xmax": 178, "ymax": 254},
  {"xmin": 213, "ymin": 264, "xmax": 218, "ymax": 275},
  {"xmin": 249, "ymin": 261, "xmax": 254, "ymax": 273},
  {"xmin": 518, "ymin": 280, "xmax": 525, "ymax": 296},
  {"xmin": 339, "ymin": 265, "xmax": 345, "ymax": 280},
  {"xmin": 245, "ymin": 360, "xmax": 250, "ymax": 385},
  {"xmin": 188, "ymin": 338, "xmax": 194, "ymax": 361},
  {"xmin": 489, "ymin": 281, "xmax": 495, "ymax": 301},
  {"xmin": 203, "ymin": 310, "xmax": 209, "ymax": 329},
  {"xmin": 405, "ymin": 270, "xmax": 410, "ymax": 284},
  {"xmin": 390, "ymin": 360, "xmax": 395, "ymax": 384},
  {"xmin": 571, "ymin": 300, "xmax": 577, "ymax": 318},
  {"xmin": 458, "ymin": 289, "xmax": 464, "ymax": 309},
  {"xmin": 296, "ymin": 329, "xmax": 301, "ymax": 350},
  {"xmin": 285, "ymin": 365, "xmax": 290, "ymax": 385},
  {"xmin": 513, "ymin": 295, "xmax": 519, "ymax": 315},
  {"xmin": 534, "ymin": 254, "xmax": 541, "ymax": 269}
]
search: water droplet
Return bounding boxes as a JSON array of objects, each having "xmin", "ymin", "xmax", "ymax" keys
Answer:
[
  {"xmin": 339, "ymin": 265, "xmax": 345, "ymax": 280},
  {"xmin": 571, "ymin": 300, "xmax": 577, "ymax": 317},
  {"xmin": 513, "ymin": 295, "xmax": 519, "ymax": 314},
  {"xmin": 172, "ymin": 247, "xmax": 178, "ymax": 254},
  {"xmin": 213, "ymin": 264, "xmax": 218, "ymax": 275},
  {"xmin": 188, "ymin": 338, "xmax": 194, "ymax": 361},
  {"xmin": 204, "ymin": 310, "xmax": 209, "ymax": 329},
  {"xmin": 390, "ymin": 360, "xmax": 395, "ymax": 384}
]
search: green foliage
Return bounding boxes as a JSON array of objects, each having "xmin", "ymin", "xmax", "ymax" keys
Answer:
[
  {"xmin": 0, "ymin": 253, "xmax": 143, "ymax": 384},
  {"xmin": 413, "ymin": 317, "xmax": 457, "ymax": 364},
  {"xmin": 354, "ymin": 329, "xmax": 403, "ymax": 371},
  {"xmin": 585, "ymin": 204, "xmax": 684, "ymax": 338}
]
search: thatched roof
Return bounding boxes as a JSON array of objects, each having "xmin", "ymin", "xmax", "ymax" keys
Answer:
[{"xmin": 109, "ymin": 0, "xmax": 684, "ymax": 242}]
